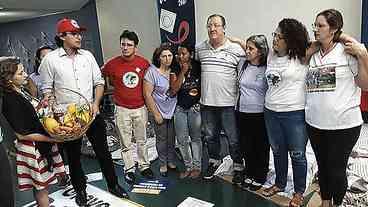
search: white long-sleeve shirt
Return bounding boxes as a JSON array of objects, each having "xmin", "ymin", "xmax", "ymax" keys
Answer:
[{"xmin": 39, "ymin": 47, "xmax": 104, "ymax": 105}]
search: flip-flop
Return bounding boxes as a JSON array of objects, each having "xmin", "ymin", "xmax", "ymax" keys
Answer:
[
  {"xmin": 262, "ymin": 185, "xmax": 284, "ymax": 197},
  {"xmin": 289, "ymin": 193, "xmax": 304, "ymax": 207}
]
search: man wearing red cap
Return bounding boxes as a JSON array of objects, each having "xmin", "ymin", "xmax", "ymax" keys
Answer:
[{"xmin": 39, "ymin": 18, "xmax": 129, "ymax": 206}]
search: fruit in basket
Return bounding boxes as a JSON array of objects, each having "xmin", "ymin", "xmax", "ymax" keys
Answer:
[
  {"xmin": 44, "ymin": 117, "xmax": 60, "ymax": 133},
  {"xmin": 35, "ymin": 88, "xmax": 95, "ymax": 141},
  {"xmin": 81, "ymin": 111, "xmax": 91, "ymax": 123},
  {"xmin": 64, "ymin": 120, "xmax": 75, "ymax": 128},
  {"xmin": 67, "ymin": 103, "xmax": 77, "ymax": 115},
  {"xmin": 64, "ymin": 113, "xmax": 76, "ymax": 125},
  {"xmin": 76, "ymin": 108, "xmax": 91, "ymax": 124}
]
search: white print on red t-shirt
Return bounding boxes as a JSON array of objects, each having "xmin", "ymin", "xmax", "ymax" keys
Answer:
[{"xmin": 122, "ymin": 72, "xmax": 139, "ymax": 88}]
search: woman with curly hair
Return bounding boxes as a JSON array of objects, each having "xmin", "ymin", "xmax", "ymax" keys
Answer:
[
  {"xmin": 261, "ymin": 18, "xmax": 310, "ymax": 207},
  {"xmin": 306, "ymin": 9, "xmax": 368, "ymax": 207},
  {"xmin": 0, "ymin": 58, "xmax": 65, "ymax": 207}
]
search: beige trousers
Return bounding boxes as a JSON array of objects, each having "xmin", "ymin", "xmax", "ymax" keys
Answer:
[{"xmin": 115, "ymin": 105, "xmax": 150, "ymax": 172}]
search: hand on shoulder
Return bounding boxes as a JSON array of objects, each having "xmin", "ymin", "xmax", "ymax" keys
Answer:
[
  {"xmin": 344, "ymin": 42, "xmax": 368, "ymax": 58},
  {"xmin": 227, "ymin": 36, "xmax": 245, "ymax": 45}
]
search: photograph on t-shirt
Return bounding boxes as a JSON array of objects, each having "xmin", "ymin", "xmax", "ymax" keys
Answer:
[{"xmin": 306, "ymin": 63, "xmax": 336, "ymax": 92}]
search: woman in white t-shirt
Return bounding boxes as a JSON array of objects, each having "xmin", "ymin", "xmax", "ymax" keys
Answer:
[
  {"xmin": 261, "ymin": 18, "xmax": 310, "ymax": 207},
  {"xmin": 306, "ymin": 9, "xmax": 368, "ymax": 207}
]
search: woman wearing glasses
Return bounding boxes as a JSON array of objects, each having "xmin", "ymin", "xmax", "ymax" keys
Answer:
[
  {"xmin": 261, "ymin": 19, "xmax": 310, "ymax": 207},
  {"xmin": 306, "ymin": 9, "xmax": 368, "ymax": 207},
  {"xmin": 143, "ymin": 43, "xmax": 177, "ymax": 177},
  {"xmin": 229, "ymin": 35, "xmax": 270, "ymax": 190}
]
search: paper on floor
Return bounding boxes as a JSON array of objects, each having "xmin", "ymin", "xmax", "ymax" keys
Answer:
[{"xmin": 177, "ymin": 197, "xmax": 214, "ymax": 207}]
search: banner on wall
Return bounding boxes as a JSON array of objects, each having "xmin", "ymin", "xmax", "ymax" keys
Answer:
[{"xmin": 157, "ymin": 0, "xmax": 196, "ymax": 47}]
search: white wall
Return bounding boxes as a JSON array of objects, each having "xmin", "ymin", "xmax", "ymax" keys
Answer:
[
  {"xmin": 195, "ymin": 0, "xmax": 362, "ymax": 43},
  {"xmin": 95, "ymin": 0, "xmax": 362, "ymax": 61},
  {"xmin": 95, "ymin": 0, "xmax": 161, "ymax": 61}
]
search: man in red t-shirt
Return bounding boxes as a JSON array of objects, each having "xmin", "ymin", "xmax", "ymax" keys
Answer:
[{"xmin": 102, "ymin": 30, "xmax": 153, "ymax": 184}]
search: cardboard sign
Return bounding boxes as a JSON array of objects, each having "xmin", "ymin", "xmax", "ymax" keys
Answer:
[{"xmin": 131, "ymin": 179, "xmax": 170, "ymax": 195}]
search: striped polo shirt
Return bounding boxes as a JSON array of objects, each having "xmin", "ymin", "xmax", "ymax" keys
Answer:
[{"xmin": 196, "ymin": 39, "xmax": 244, "ymax": 106}]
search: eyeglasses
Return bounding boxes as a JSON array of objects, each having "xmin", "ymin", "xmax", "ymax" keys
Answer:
[
  {"xmin": 65, "ymin": 32, "xmax": 83, "ymax": 37},
  {"xmin": 207, "ymin": 24, "xmax": 223, "ymax": 29},
  {"xmin": 160, "ymin": 54, "xmax": 173, "ymax": 58},
  {"xmin": 272, "ymin": 32, "xmax": 284, "ymax": 40},
  {"xmin": 121, "ymin": 43, "xmax": 135, "ymax": 48},
  {"xmin": 311, "ymin": 23, "xmax": 327, "ymax": 30}
]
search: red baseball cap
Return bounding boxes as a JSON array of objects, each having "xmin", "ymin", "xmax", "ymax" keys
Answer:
[{"xmin": 56, "ymin": 18, "xmax": 86, "ymax": 34}]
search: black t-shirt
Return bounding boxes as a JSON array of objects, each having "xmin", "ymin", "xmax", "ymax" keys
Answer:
[{"xmin": 173, "ymin": 60, "xmax": 201, "ymax": 109}]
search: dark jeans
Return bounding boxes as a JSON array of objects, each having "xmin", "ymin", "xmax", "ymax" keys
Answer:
[
  {"xmin": 307, "ymin": 124, "xmax": 361, "ymax": 205},
  {"xmin": 57, "ymin": 143, "xmax": 66, "ymax": 164},
  {"xmin": 153, "ymin": 118, "xmax": 176, "ymax": 166},
  {"xmin": 64, "ymin": 115, "xmax": 117, "ymax": 192},
  {"xmin": 0, "ymin": 143, "xmax": 14, "ymax": 207},
  {"xmin": 201, "ymin": 105, "xmax": 243, "ymax": 170},
  {"xmin": 238, "ymin": 112, "xmax": 270, "ymax": 183},
  {"xmin": 264, "ymin": 108, "xmax": 308, "ymax": 194}
]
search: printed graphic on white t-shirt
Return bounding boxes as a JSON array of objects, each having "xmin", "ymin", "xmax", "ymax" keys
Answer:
[
  {"xmin": 265, "ymin": 70, "xmax": 282, "ymax": 87},
  {"xmin": 122, "ymin": 71, "xmax": 139, "ymax": 88},
  {"xmin": 306, "ymin": 63, "xmax": 336, "ymax": 93}
]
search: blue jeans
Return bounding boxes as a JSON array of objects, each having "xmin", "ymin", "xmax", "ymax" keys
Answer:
[
  {"xmin": 201, "ymin": 105, "xmax": 243, "ymax": 171},
  {"xmin": 264, "ymin": 108, "xmax": 307, "ymax": 194},
  {"xmin": 174, "ymin": 105, "xmax": 202, "ymax": 170}
]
